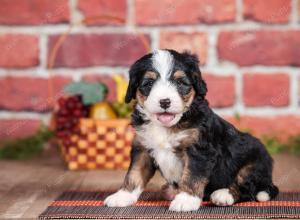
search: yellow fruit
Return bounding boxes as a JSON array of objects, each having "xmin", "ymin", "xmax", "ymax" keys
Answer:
[
  {"xmin": 90, "ymin": 102, "xmax": 117, "ymax": 119},
  {"xmin": 112, "ymin": 75, "xmax": 128, "ymax": 103}
]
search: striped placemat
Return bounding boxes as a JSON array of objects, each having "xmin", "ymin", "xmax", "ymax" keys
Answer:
[{"xmin": 39, "ymin": 191, "xmax": 300, "ymax": 219}]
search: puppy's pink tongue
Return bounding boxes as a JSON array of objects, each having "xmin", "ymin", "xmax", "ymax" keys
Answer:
[{"xmin": 157, "ymin": 113, "xmax": 175, "ymax": 124}]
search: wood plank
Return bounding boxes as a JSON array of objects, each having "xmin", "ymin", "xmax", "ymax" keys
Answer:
[
  {"xmin": 21, "ymin": 171, "xmax": 87, "ymax": 218},
  {"xmin": 79, "ymin": 170, "xmax": 127, "ymax": 190},
  {"xmin": 0, "ymin": 160, "xmax": 46, "ymax": 216},
  {"xmin": 0, "ymin": 161, "xmax": 34, "ymax": 195},
  {"xmin": 273, "ymin": 153, "xmax": 300, "ymax": 190},
  {"xmin": 0, "ymin": 148, "xmax": 69, "ymax": 218},
  {"xmin": 0, "ymin": 169, "xmax": 46, "ymax": 218}
]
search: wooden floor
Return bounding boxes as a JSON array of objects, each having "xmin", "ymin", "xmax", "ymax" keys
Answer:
[{"xmin": 0, "ymin": 147, "xmax": 300, "ymax": 219}]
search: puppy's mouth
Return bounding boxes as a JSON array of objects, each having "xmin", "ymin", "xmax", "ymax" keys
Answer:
[{"xmin": 156, "ymin": 112, "xmax": 176, "ymax": 125}]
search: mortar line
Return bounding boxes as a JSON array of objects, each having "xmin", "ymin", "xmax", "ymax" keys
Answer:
[
  {"xmin": 1, "ymin": 66, "xmax": 300, "ymax": 77},
  {"xmin": 236, "ymin": 0, "xmax": 244, "ymax": 23},
  {"xmin": 1, "ymin": 20, "xmax": 300, "ymax": 34},
  {"xmin": 291, "ymin": 0, "xmax": 298, "ymax": 24},
  {"xmin": 206, "ymin": 29, "xmax": 218, "ymax": 67},
  {"xmin": 127, "ymin": 0, "xmax": 135, "ymax": 31}
]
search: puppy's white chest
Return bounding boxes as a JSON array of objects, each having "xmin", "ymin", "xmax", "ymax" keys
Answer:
[
  {"xmin": 136, "ymin": 123, "xmax": 185, "ymax": 183},
  {"xmin": 151, "ymin": 148, "xmax": 183, "ymax": 183}
]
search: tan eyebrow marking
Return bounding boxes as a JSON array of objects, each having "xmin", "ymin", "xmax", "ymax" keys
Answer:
[
  {"xmin": 173, "ymin": 71, "xmax": 186, "ymax": 79},
  {"xmin": 144, "ymin": 71, "xmax": 157, "ymax": 79}
]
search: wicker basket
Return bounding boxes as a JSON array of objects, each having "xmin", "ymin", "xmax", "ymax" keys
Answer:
[
  {"xmin": 59, "ymin": 118, "xmax": 134, "ymax": 170},
  {"xmin": 49, "ymin": 14, "xmax": 149, "ymax": 171}
]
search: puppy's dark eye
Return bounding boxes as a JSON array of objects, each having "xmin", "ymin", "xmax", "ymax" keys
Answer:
[
  {"xmin": 141, "ymin": 79, "xmax": 154, "ymax": 87},
  {"xmin": 175, "ymin": 77, "xmax": 192, "ymax": 95},
  {"xmin": 139, "ymin": 78, "xmax": 155, "ymax": 96},
  {"xmin": 175, "ymin": 78, "xmax": 191, "ymax": 86}
]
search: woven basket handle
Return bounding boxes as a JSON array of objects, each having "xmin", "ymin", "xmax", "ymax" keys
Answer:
[{"xmin": 47, "ymin": 15, "xmax": 151, "ymax": 107}]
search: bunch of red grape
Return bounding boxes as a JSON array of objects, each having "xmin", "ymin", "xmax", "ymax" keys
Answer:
[{"xmin": 55, "ymin": 96, "xmax": 89, "ymax": 146}]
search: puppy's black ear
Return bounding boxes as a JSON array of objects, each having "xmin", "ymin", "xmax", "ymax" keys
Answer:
[
  {"xmin": 125, "ymin": 66, "xmax": 139, "ymax": 103},
  {"xmin": 125, "ymin": 53, "xmax": 153, "ymax": 103},
  {"xmin": 193, "ymin": 72, "xmax": 207, "ymax": 98},
  {"xmin": 182, "ymin": 52, "xmax": 207, "ymax": 98}
]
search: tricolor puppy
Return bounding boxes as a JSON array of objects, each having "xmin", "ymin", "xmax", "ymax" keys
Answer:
[{"xmin": 104, "ymin": 49, "xmax": 278, "ymax": 212}]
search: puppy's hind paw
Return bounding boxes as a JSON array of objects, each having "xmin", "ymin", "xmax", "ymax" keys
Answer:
[
  {"xmin": 104, "ymin": 189, "xmax": 138, "ymax": 207},
  {"xmin": 169, "ymin": 192, "xmax": 201, "ymax": 212}
]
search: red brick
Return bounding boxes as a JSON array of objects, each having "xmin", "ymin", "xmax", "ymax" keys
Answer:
[
  {"xmin": 135, "ymin": 0, "xmax": 236, "ymax": 25},
  {"xmin": 78, "ymin": 0, "xmax": 126, "ymax": 25},
  {"xmin": 160, "ymin": 32, "xmax": 207, "ymax": 65},
  {"xmin": 82, "ymin": 74, "xmax": 117, "ymax": 102},
  {"xmin": 218, "ymin": 31, "xmax": 300, "ymax": 66},
  {"xmin": 0, "ymin": 76, "xmax": 72, "ymax": 112},
  {"xmin": 204, "ymin": 74, "xmax": 235, "ymax": 108},
  {"xmin": 226, "ymin": 115, "xmax": 300, "ymax": 140},
  {"xmin": 243, "ymin": 0, "xmax": 291, "ymax": 23},
  {"xmin": 48, "ymin": 34, "xmax": 150, "ymax": 68},
  {"xmin": 0, "ymin": 0, "xmax": 69, "ymax": 25},
  {"xmin": 0, "ymin": 34, "xmax": 39, "ymax": 68},
  {"xmin": 243, "ymin": 73, "xmax": 290, "ymax": 107},
  {"xmin": 0, "ymin": 119, "xmax": 41, "ymax": 140}
]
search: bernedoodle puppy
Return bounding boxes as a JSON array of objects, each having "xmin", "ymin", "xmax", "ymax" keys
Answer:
[{"xmin": 104, "ymin": 49, "xmax": 278, "ymax": 212}]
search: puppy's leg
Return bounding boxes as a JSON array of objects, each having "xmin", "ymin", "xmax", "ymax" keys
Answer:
[
  {"xmin": 215, "ymin": 161, "xmax": 279, "ymax": 204},
  {"xmin": 104, "ymin": 145, "xmax": 156, "ymax": 207},
  {"xmin": 161, "ymin": 183, "xmax": 179, "ymax": 201},
  {"xmin": 169, "ymin": 155, "xmax": 209, "ymax": 212},
  {"xmin": 210, "ymin": 162, "xmax": 277, "ymax": 206},
  {"xmin": 210, "ymin": 164, "xmax": 253, "ymax": 206},
  {"xmin": 240, "ymin": 162, "xmax": 278, "ymax": 202}
]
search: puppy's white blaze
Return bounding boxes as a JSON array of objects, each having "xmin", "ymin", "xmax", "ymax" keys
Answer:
[
  {"xmin": 210, "ymin": 188, "xmax": 235, "ymax": 206},
  {"xmin": 152, "ymin": 49, "xmax": 174, "ymax": 80},
  {"xmin": 256, "ymin": 191, "xmax": 270, "ymax": 202},
  {"xmin": 169, "ymin": 192, "xmax": 201, "ymax": 212},
  {"xmin": 104, "ymin": 187, "xmax": 142, "ymax": 207}
]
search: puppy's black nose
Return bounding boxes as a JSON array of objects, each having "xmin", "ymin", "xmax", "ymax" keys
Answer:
[{"xmin": 159, "ymin": 98, "xmax": 171, "ymax": 109}]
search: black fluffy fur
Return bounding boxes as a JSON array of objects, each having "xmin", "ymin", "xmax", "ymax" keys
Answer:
[{"xmin": 126, "ymin": 50, "xmax": 278, "ymax": 202}]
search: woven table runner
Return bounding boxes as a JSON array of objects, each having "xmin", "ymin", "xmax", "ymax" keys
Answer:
[{"xmin": 39, "ymin": 191, "xmax": 300, "ymax": 219}]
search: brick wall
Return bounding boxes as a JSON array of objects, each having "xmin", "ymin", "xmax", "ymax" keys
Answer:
[{"xmin": 0, "ymin": 0, "xmax": 300, "ymax": 140}]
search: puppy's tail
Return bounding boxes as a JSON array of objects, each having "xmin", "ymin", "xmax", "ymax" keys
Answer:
[
  {"xmin": 268, "ymin": 184, "xmax": 279, "ymax": 199},
  {"xmin": 256, "ymin": 184, "xmax": 279, "ymax": 202}
]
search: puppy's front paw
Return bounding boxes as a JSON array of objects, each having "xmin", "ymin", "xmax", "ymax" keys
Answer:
[
  {"xmin": 104, "ymin": 189, "xmax": 138, "ymax": 207},
  {"xmin": 169, "ymin": 192, "xmax": 201, "ymax": 212},
  {"xmin": 210, "ymin": 188, "xmax": 235, "ymax": 206}
]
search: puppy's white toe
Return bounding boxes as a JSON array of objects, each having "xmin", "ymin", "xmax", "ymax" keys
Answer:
[
  {"xmin": 169, "ymin": 192, "xmax": 201, "ymax": 212},
  {"xmin": 104, "ymin": 189, "xmax": 138, "ymax": 207},
  {"xmin": 210, "ymin": 188, "xmax": 235, "ymax": 206},
  {"xmin": 256, "ymin": 191, "xmax": 270, "ymax": 202}
]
